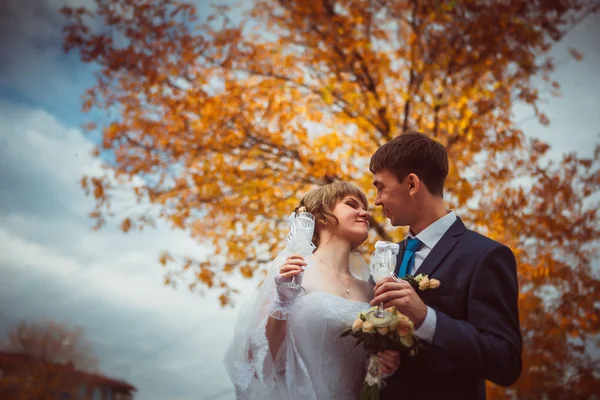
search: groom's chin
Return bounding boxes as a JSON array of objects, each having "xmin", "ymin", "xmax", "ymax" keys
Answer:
[{"xmin": 387, "ymin": 217, "xmax": 406, "ymax": 228}]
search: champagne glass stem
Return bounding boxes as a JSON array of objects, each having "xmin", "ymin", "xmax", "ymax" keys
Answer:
[{"xmin": 374, "ymin": 302, "xmax": 385, "ymax": 318}]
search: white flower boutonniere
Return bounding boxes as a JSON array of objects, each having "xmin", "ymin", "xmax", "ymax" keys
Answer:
[{"xmin": 404, "ymin": 273, "xmax": 441, "ymax": 291}]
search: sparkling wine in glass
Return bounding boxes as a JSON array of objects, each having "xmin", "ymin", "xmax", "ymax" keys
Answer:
[
  {"xmin": 278, "ymin": 211, "xmax": 315, "ymax": 297},
  {"xmin": 369, "ymin": 242, "xmax": 398, "ymax": 317},
  {"xmin": 369, "ymin": 242, "xmax": 397, "ymax": 283}
]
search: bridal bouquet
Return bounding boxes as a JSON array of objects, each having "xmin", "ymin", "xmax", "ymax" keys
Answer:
[
  {"xmin": 343, "ymin": 241, "xmax": 441, "ymax": 399},
  {"xmin": 341, "ymin": 306, "xmax": 418, "ymax": 400}
]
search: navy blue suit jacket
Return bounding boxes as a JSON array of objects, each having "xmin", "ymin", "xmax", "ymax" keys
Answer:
[{"xmin": 381, "ymin": 217, "xmax": 522, "ymax": 400}]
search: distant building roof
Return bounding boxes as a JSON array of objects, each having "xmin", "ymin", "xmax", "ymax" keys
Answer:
[{"xmin": 0, "ymin": 351, "xmax": 136, "ymax": 393}]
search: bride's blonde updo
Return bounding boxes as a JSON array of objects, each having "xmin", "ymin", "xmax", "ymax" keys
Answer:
[{"xmin": 294, "ymin": 181, "xmax": 369, "ymax": 247}]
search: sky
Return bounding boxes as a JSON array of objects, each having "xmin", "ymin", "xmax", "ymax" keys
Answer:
[{"xmin": 0, "ymin": 1, "xmax": 598, "ymax": 400}]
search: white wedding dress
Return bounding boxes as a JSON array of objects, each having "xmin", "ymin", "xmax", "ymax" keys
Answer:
[{"xmin": 224, "ymin": 250, "xmax": 372, "ymax": 400}]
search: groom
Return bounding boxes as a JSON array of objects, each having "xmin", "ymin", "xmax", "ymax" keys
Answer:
[{"xmin": 369, "ymin": 132, "xmax": 522, "ymax": 399}]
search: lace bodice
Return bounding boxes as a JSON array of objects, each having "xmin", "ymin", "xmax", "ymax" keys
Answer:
[
  {"xmin": 291, "ymin": 291, "xmax": 371, "ymax": 399},
  {"xmin": 225, "ymin": 290, "xmax": 371, "ymax": 400}
]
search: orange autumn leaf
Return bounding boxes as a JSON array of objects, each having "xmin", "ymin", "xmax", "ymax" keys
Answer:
[
  {"xmin": 219, "ymin": 294, "xmax": 229, "ymax": 307},
  {"xmin": 568, "ymin": 48, "xmax": 585, "ymax": 61},
  {"xmin": 159, "ymin": 251, "xmax": 173, "ymax": 267},
  {"xmin": 239, "ymin": 266, "xmax": 254, "ymax": 279},
  {"xmin": 198, "ymin": 268, "xmax": 215, "ymax": 288},
  {"xmin": 120, "ymin": 218, "xmax": 131, "ymax": 233}
]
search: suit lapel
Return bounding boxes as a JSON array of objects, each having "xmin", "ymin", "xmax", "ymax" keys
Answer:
[{"xmin": 413, "ymin": 217, "xmax": 466, "ymax": 278}]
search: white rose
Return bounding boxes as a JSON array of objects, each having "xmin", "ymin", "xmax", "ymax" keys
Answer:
[{"xmin": 376, "ymin": 326, "xmax": 389, "ymax": 335}]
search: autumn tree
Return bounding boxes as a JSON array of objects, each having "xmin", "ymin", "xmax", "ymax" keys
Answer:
[
  {"xmin": 0, "ymin": 320, "xmax": 99, "ymax": 399},
  {"xmin": 2, "ymin": 320, "xmax": 98, "ymax": 371},
  {"xmin": 61, "ymin": 0, "xmax": 600, "ymax": 397}
]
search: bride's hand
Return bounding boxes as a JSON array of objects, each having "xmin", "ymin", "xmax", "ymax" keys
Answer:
[
  {"xmin": 276, "ymin": 254, "xmax": 307, "ymax": 281},
  {"xmin": 274, "ymin": 254, "xmax": 307, "ymax": 305},
  {"xmin": 378, "ymin": 350, "xmax": 401, "ymax": 376}
]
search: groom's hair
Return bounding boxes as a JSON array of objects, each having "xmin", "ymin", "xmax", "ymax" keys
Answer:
[{"xmin": 369, "ymin": 131, "xmax": 448, "ymax": 197}]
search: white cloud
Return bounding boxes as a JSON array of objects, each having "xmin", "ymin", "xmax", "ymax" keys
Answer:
[
  {"xmin": 0, "ymin": 102, "xmax": 247, "ymax": 399},
  {"xmin": 0, "ymin": 0, "xmax": 93, "ymax": 108},
  {"xmin": 513, "ymin": 14, "xmax": 600, "ymax": 160},
  {"xmin": 0, "ymin": 0, "xmax": 223, "ymax": 113}
]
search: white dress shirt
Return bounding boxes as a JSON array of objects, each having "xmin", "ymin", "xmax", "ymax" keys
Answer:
[{"xmin": 410, "ymin": 211, "xmax": 457, "ymax": 343}]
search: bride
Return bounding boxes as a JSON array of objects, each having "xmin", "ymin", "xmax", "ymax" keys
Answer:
[{"xmin": 224, "ymin": 181, "xmax": 400, "ymax": 399}]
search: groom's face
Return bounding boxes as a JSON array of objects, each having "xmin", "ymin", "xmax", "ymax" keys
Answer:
[{"xmin": 373, "ymin": 169, "xmax": 414, "ymax": 227}]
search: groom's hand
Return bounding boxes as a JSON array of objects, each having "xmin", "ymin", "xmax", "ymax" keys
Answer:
[{"xmin": 371, "ymin": 277, "xmax": 428, "ymax": 329}]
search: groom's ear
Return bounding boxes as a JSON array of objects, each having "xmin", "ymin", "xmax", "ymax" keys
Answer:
[{"xmin": 407, "ymin": 173, "xmax": 420, "ymax": 196}]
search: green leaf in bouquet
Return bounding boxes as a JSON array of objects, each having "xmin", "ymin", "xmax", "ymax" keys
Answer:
[
  {"xmin": 383, "ymin": 334, "xmax": 395, "ymax": 348},
  {"xmin": 340, "ymin": 328, "xmax": 352, "ymax": 338}
]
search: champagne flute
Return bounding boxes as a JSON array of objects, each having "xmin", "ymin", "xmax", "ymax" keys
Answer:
[
  {"xmin": 369, "ymin": 245, "xmax": 397, "ymax": 283},
  {"xmin": 369, "ymin": 242, "xmax": 398, "ymax": 318},
  {"xmin": 278, "ymin": 211, "xmax": 315, "ymax": 297}
]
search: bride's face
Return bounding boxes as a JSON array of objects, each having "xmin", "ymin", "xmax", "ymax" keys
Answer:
[{"xmin": 331, "ymin": 195, "xmax": 370, "ymax": 247}]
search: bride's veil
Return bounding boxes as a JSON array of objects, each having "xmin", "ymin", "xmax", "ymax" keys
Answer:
[{"xmin": 223, "ymin": 242, "xmax": 312, "ymax": 399}]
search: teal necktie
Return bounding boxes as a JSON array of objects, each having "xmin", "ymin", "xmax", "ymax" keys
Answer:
[{"xmin": 397, "ymin": 237, "xmax": 423, "ymax": 277}]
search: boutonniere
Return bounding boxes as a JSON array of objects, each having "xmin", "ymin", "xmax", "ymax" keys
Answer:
[{"xmin": 402, "ymin": 273, "xmax": 441, "ymax": 291}]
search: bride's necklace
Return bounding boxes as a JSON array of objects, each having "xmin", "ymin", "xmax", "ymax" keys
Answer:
[{"xmin": 314, "ymin": 254, "xmax": 351, "ymax": 295}]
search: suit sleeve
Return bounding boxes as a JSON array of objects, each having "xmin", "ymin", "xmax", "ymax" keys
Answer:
[{"xmin": 432, "ymin": 245, "xmax": 522, "ymax": 386}]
